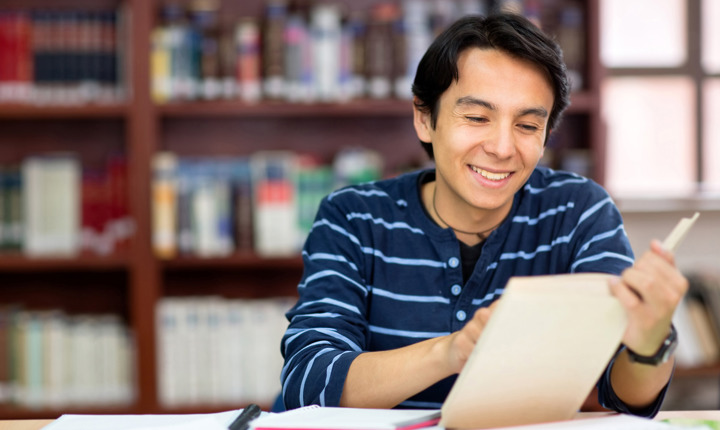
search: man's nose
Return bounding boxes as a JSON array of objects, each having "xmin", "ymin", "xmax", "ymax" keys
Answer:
[{"xmin": 483, "ymin": 124, "xmax": 516, "ymax": 158}]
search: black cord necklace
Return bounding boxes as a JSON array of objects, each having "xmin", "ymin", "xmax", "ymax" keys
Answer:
[{"xmin": 432, "ymin": 185, "xmax": 503, "ymax": 239}]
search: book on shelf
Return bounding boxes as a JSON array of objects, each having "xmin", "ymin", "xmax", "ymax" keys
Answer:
[
  {"xmin": 0, "ymin": 8, "xmax": 126, "ymax": 105},
  {"xmin": 22, "ymin": 154, "xmax": 81, "ymax": 256},
  {"xmin": 673, "ymin": 272, "xmax": 720, "ymax": 368},
  {"xmin": 150, "ymin": 149, "xmax": 381, "ymax": 259},
  {"xmin": 152, "ymin": 152, "xmax": 179, "ymax": 258},
  {"xmin": 262, "ymin": 0, "xmax": 287, "ymax": 100},
  {"xmin": 235, "ymin": 17, "xmax": 262, "ymax": 103},
  {"xmin": 155, "ymin": 295, "xmax": 293, "ymax": 407},
  {"xmin": 0, "ymin": 166, "xmax": 23, "ymax": 251},
  {"xmin": 251, "ymin": 151, "xmax": 299, "ymax": 257},
  {"xmin": 0, "ymin": 153, "xmax": 131, "ymax": 257},
  {"xmin": 1, "ymin": 306, "xmax": 134, "ymax": 409}
]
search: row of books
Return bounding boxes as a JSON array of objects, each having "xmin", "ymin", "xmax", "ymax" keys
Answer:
[
  {"xmin": 156, "ymin": 296, "xmax": 294, "ymax": 407},
  {"xmin": 150, "ymin": 0, "xmax": 586, "ymax": 104},
  {"xmin": 673, "ymin": 272, "xmax": 720, "ymax": 368},
  {"xmin": 152, "ymin": 149, "xmax": 382, "ymax": 258},
  {"xmin": 0, "ymin": 9, "xmax": 126, "ymax": 105},
  {"xmin": 0, "ymin": 307, "xmax": 135, "ymax": 409},
  {"xmin": 0, "ymin": 154, "xmax": 133, "ymax": 256}
]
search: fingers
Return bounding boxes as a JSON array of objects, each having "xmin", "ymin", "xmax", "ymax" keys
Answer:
[{"xmin": 620, "ymin": 240, "xmax": 688, "ymax": 307}]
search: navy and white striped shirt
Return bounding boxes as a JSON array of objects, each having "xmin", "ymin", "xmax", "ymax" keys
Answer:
[{"xmin": 281, "ymin": 167, "xmax": 665, "ymax": 414}]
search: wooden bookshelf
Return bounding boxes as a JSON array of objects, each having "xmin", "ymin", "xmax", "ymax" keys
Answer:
[{"xmin": 0, "ymin": 0, "xmax": 612, "ymax": 418}]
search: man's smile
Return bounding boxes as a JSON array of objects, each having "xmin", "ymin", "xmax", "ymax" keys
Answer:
[{"xmin": 469, "ymin": 165, "xmax": 512, "ymax": 181}]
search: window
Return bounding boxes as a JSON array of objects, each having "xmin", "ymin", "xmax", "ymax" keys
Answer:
[{"xmin": 600, "ymin": 0, "xmax": 719, "ymax": 197}]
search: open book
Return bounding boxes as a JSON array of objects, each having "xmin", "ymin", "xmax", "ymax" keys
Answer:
[{"xmin": 440, "ymin": 212, "xmax": 700, "ymax": 429}]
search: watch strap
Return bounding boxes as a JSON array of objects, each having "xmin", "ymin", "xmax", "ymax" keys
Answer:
[{"xmin": 626, "ymin": 324, "xmax": 678, "ymax": 366}]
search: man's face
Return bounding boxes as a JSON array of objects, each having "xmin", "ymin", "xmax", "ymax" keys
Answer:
[{"xmin": 414, "ymin": 47, "xmax": 554, "ymax": 219}]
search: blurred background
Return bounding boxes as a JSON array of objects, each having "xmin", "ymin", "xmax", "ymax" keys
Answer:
[{"xmin": 0, "ymin": 0, "xmax": 718, "ymax": 419}]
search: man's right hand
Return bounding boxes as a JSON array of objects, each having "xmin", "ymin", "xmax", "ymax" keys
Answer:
[{"xmin": 445, "ymin": 300, "xmax": 499, "ymax": 374}]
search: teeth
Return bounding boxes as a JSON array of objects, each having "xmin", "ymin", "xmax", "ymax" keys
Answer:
[{"xmin": 471, "ymin": 165, "xmax": 510, "ymax": 180}]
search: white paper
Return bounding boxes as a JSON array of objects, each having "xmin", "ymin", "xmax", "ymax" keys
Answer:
[
  {"xmin": 41, "ymin": 409, "xmax": 244, "ymax": 430},
  {"xmin": 250, "ymin": 406, "xmax": 440, "ymax": 430}
]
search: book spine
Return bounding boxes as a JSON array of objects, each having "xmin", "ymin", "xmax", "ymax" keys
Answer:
[
  {"xmin": 310, "ymin": 3, "xmax": 342, "ymax": 102},
  {"xmin": 22, "ymin": 154, "xmax": 81, "ymax": 256},
  {"xmin": 365, "ymin": 3, "xmax": 398, "ymax": 99},
  {"xmin": 251, "ymin": 151, "xmax": 298, "ymax": 257},
  {"xmin": 152, "ymin": 152, "xmax": 179, "ymax": 258},
  {"xmin": 2, "ymin": 166, "xmax": 23, "ymax": 250},
  {"xmin": 151, "ymin": 27, "xmax": 172, "ymax": 103},
  {"xmin": 262, "ymin": 0, "xmax": 288, "ymax": 99},
  {"xmin": 155, "ymin": 296, "xmax": 292, "ymax": 406},
  {"xmin": 235, "ymin": 18, "xmax": 261, "ymax": 103}
]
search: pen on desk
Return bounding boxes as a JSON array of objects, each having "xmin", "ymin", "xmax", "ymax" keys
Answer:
[{"xmin": 229, "ymin": 403, "xmax": 262, "ymax": 430}]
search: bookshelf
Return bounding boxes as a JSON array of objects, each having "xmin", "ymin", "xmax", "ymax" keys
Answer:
[{"xmin": 0, "ymin": 0, "xmax": 609, "ymax": 418}]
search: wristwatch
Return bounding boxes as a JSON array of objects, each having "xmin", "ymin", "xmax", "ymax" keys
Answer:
[{"xmin": 626, "ymin": 324, "xmax": 678, "ymax": 365}]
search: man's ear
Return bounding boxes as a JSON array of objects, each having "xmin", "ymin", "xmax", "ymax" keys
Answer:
[{"xmin": 413, "ymin": 100, "xmax": 433, "ymax": 143}]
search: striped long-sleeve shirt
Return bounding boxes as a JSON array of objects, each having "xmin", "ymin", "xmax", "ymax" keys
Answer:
[{"xmin": 281, "ymin": 167, "xmax": 668, "ymax": 415}]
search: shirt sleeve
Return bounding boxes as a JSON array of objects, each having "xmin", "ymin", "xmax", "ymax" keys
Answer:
[
  {"xmin": 566, "ymin": 182, "xmax": 635, "ymax": 275},
  {"xmin": 597, "ymin": 350, "xmax": 673, "ymax": 417},
  {"xmin": 280, "ymin": 195, "xmax": 370, "ymax": 410}
]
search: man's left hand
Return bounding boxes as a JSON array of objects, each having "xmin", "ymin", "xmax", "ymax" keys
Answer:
[{"xmin": 609, "ymin": 239, "xmax": 689, "ymax": 356}]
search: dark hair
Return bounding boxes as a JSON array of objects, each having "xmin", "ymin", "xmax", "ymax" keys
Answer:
[{"xmin": 411, "ymin": 13, "xmax": 571, "ymax": 159}]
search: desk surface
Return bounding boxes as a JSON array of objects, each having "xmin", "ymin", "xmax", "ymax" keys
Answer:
[{"xmin": 2, "ymin": 411, "xmax": 720, "ymax": 430}]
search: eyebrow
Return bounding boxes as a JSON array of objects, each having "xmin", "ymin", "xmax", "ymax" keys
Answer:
[{"xmin": 455, "ymin": 96, "xmax": 549, "ymax": 119}]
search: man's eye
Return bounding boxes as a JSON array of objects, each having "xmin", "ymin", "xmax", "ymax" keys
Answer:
[
  {"xmin": 466, "ymin": 116, "xmax": 488, "ymax": 123},
  {"xmin": 519, "ymin": 124, "xmax": 539, "ymax": 132}
]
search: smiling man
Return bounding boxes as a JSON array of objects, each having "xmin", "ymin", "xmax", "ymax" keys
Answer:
[{"xmin": 280, "ymin": 13, "xmax": 687, "ymax": 417}]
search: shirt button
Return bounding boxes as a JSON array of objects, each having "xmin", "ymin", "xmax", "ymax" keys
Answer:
[
  {"xmin": 448, "ymin": 257, "xmax": 459, "ymax": 268},
  {"xmin": 451, "ymin": 284, "xmax": 462, "ymax": 296},
  {"xmin": 456, "ymin": 310, "xmax": 467, "ymax": 321}
]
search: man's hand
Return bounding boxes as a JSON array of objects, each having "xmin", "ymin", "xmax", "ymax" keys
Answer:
[
  {"xmin": 340, "ymin": 300, "xmax": 500, "ymax": 408},
  {"xmin": 445, "ymin": 300, "xmax": 499, "ymax": 374},
  {"xmin": 609, "ymin": 239, "xmax": 688, "ymax": 356}
]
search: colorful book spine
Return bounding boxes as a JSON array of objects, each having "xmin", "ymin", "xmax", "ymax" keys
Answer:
[
  {"xmin": 152, "ymin": 152, "xmax": 179, "ymax": 259},
  {"xmin": 235, "ymin": 18, "xmax": 261, "ymax": 103},
  {"xmin": 262, "ymin": 0, "xmax": 288, "ymax": 99},
  {"xmin": 251, "ymin": 151, "xmax": 298, "ymax": 257}
]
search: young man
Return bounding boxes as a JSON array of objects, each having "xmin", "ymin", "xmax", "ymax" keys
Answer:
[{"xmin": 280, "ymin": 13, "xmax": 687, "ymax": 416}]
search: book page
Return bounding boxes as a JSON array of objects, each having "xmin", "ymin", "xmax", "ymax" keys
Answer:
[
  {"xmin": 441, "ymin": 212, "xmax": 701, "ymax": 429},
  {"xmin": 441, "ymin": 273, "xmax": 627, "ymax": 429}
]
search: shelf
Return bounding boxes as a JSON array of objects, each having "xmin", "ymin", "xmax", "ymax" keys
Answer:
[
  {"xmin": 0, "ymin": 103, "xmax": 129, "ymax": 120},
  {"xmin": 161, "ymin": 253, "xmax": 303, "ymax": 270},
  {"xmin": 0, "ymin": 401, "xmax": 275, "ymax": 420},
  {"xmin": 676, "ymin": 363, "xmax": 720, "ymax": 378},
  {"xmin": 158, "ymin": 99, "xmax": 414, "ymax": 118},
  {"xmin": 0, "ymin": 405, "xmax": 138, "ymax": 421},
  {"xmin": 0, "ymin": 253, "xmax": 131, "ymax": 272},
  {"xmin": 156, "ymin": 91, "xmax": 598, "ymax": 118},
  {"xmin": 616, "ymin": 194, "xmax": 720, "ymax": 213}
]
